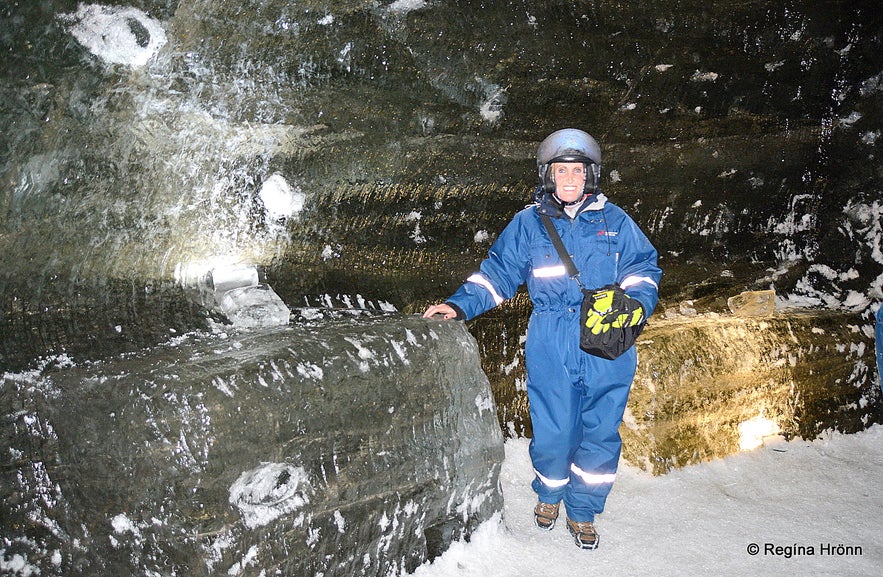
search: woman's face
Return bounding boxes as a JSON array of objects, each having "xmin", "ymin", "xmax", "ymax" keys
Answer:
[{"xmin": 552, "ymin": 162, "xmax": 586, "ymax": 203}]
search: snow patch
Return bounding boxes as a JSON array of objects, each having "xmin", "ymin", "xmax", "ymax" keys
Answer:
[
  {"xmin": 229, "ymin": 463, "xmax": 310, "ymax": 529},
  {"xmin": 390, "ymin": 340, "xmax": 411, "ymax": 365},
  {"xmin": 387, "ymin": 0, "xmax": 427, "ymax": 14},
  {"xmin": 861, "ymin": 130, "xmax": 879, "ymax": 145},
  {"xmin": 0, "ymin": 552, "xmax": 38, "ymax": 577},
  {"xmin": 62, "ymin": 4, "xmax": 167, "ymax": 67},
  {"xmin": 691, "ymin": 70, "xmax": 719, "ymax": 82},
  {"xmin": 837, "ymin": 111, "xmax": 862, "ymax": 128},
  {"xmin": 296, "ymin": 362, "xmax": 324, "ymax": 380},
  {"xmin": 259, "ymin": 173, "xmax": 304, "ymax": 220},
  {"xmin": 474, "ymin": 393, "xmax": 494, "ymax": 415},
  {"xmin": 227, "ymin": 544, "xmax": 259, "ymax": 576},
  {"xmin": 111, "ymin": 513, "xmax": 141, "ymax": 537},
  {"xmin": 410, "ymin": 429, "xmax": 883, "ymax": 576},
  {"xmin": 334, "ymin": 510, "xmax": 347, "ymax": 533},
  {"xmin": 405, "ymin": 211, "xmax": 426, "ymax": 244},
  {"xmin": 479, "ymin": 85, "xmax": 506, "ymax": 123}
]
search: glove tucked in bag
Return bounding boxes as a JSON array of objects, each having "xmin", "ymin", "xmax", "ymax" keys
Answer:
[
  {"xmin": 579, "ymin": 285, "xmax": 645, "ymax": 360},
  {"xmin": 539, "ymin": 215, "xmax": 646, "ymax": 359}
]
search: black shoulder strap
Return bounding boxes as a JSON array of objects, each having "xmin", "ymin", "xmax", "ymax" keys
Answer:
[{"xmin": 540, "ymin": 214, "xmax": 582, "ymax": 287}]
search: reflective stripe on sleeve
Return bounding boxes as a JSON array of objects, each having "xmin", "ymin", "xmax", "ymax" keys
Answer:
[
  {"xmin": 533, "ymin": 265, "xmax": 567, "ymax": 278},
  {"xmin": 571, "ymin": 464, "xmax": 616, "ymax": 485},
  {"xmin": 467, "ymin": 273, "xmax": 505, "ymax": 305},
  {"xmin": 619, "ymin": 275, "xmax": 658, "ymax": 290},
  {"xmin": 534, "ymin": 469, "xmax": 570, "ymax": 489}
]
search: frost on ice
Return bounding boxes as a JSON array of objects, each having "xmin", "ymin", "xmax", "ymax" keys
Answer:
[
  {"xmin": 229, "ymin": 463, "xmax": 311, "ymax": 529},
  {"xmin": 386, "ymin": 0, "xmax": 427, "ymax": 15},
  {"xmin": 62, "ymin": 4, "xmax": 167, "ymax": 67},
  {"xmin": 474, "ymin": 230, "xmax": 490, "ymax": 243},
  {"xmin": 475, "ymin": 393, "xmax": 494, "ymax": 415},
  {"xmin": 258, "ymin": 174, "xmax": 305, "ymax": 221},
  {"xmin": 405, "ymin": 211, "xmax": 426, "ymax": 244}
]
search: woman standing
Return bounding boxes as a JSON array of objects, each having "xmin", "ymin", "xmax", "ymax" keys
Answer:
[{"xmin": 424, "ymin": 129, "xmax": 662, "ymax": 550}]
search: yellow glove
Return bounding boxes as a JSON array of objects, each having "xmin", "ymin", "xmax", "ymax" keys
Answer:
[
  {"xmin": 583, "ymin": 288, "xmax": 616, "ymax": 335},
  {"xmin": 609, "ymin": 305, "xmax": 644, "ymax": 329},
  {"xmin": 584, "ymin": 311, "xmax": 608, "ymax": 334},
  {"xmin": 590, "ymin": 288, "xmax": 616, "ymax": 313},
  {"xmin": 583, "ymin": 287, "xmax": 644, "ymax": 335}
]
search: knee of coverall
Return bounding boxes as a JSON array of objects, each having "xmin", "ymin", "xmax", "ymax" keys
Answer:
[
  {"xmin": 524, "ymin": 311, "xmax": 583, "ymax": 487},
  {"xmin": 559, "ymin": 349, "xmax": 637, "ymax": 518},
  {"xmin": 571, "ymin": 349, "xmax": 636, "ymax": 467},
  {"xmin": 876, "ymin": 305, "xmax": 882, "ymax": 392}
]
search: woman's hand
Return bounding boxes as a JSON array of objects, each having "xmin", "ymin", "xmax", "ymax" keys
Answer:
[{"xmin": 422, "ymin": 303, "xmax": 458, "ymax": 320}]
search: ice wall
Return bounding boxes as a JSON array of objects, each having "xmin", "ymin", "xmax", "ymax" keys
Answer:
[
  {"xmin": 0, "ymin": 0, "xmax": 880, "ymax": 480},
  {"xmin": 626, "ymin": 311, "xmax": 881, "ymax": 474},
  {"xmin": 1, "ymin": 1, "xmax": 880, "ymax": 372},
  {"xmin": 1, "ymin": 315, "xmax": 504, "ymax": 576}
]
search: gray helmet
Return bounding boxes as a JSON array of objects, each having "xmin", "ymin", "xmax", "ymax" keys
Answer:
[{"xmin": 536, "ymin": 129, "xmax": 602, "ymax": 196}]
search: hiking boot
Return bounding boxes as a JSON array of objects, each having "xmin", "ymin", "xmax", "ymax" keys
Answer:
[
  {"xmin": 533, "ymin": 501, "xmax": 560, "ymax": 531},
  {"xmin": 566, "ymin": 518, "xmax": 600, "ymax": 550}
]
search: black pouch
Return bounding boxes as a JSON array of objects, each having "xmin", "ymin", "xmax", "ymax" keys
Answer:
[
  {"xmin": 539, "ymin": 216, "xmax": 646, "ymax": 359},
  {"xmin": 579, "ymin": 285, "xmax": 645, "ymax": 360}
]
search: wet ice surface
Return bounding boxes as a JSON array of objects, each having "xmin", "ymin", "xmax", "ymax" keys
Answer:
[
  {"xmin": 410, "ymin": 428, "xmax": 883, "ymax": 577},
  {"xmin": 0, "ymin": 316, "xmax": 504, "ymax": 576},
  {"xmin": 216, "ymin": 283, "xmax": 291, "ymax": 328}
]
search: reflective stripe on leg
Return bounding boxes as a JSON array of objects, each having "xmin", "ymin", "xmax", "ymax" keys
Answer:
[
  {"xmin": 571, "ymin": 464, "xmax": 616, "ymax": 485},
  {"xmin": 534, "ymin": 469, "xmax": 570, "ymax": 488}
]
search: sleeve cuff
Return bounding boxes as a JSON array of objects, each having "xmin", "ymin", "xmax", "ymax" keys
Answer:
[{"xmin": 446, "ymin": 302, "xmax": 467, "ymax": 321}]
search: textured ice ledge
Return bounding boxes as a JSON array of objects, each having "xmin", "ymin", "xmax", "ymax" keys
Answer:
[{"xmin": 1, "ymin": 315, "xmax": 504, "ymax": 576}]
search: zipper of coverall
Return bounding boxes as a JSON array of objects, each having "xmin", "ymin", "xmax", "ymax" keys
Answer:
[{"xmin": 600, "ymin": 204, "xmax": 619, "ymax": 278}]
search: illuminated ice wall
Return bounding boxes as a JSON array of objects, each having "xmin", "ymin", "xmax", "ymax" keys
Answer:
[{"xmin": 1, "ymin": 1, "xmax": 881, "ymax": 574}]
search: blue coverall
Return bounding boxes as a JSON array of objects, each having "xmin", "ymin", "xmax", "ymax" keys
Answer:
[
  {"xmin": 876, "ymin": 305, "xmax": 882, "ymax": 393},
  {"xmin": 446, "ymin": 190, "xmax": 662, "ymax": 522}
]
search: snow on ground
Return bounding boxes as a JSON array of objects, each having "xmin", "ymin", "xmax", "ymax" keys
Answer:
[{"xmin": 410, "ymin": 426, "xmax": 883, "ymax": 577}]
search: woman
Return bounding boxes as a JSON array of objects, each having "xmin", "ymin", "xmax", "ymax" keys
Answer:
[
  {"xmin": 876, "ymin": 305, "xmax": 882, "ymax": 393},
  {"xmin": 423, "ymin": 128, "xmax": 662, "ymax": 550}
]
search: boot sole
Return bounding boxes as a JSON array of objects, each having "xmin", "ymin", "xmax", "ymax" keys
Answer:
[
  {"xmin": 571, "ymin": 535, "xmax": 599, "ymax": 550},
  {"xmin": 567, "ymin": 525, "xmax": 599, "ymax": 550}
]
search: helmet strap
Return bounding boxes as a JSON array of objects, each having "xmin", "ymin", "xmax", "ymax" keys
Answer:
[
  {"xmin": 553, "ymin": 192, "xmax": 587, "ymax": 207},
  {"xmin": 544, "ymin": 162, "xmax": 596, "ymax": 204}
]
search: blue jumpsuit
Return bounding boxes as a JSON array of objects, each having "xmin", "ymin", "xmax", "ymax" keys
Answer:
[
  {"xmin": 876, "ymin": 305, "xmax": 883, "ymax": 393},
  {"xmin": 446, "ymin": 191, "xmax": 662, "ymax": 522}
]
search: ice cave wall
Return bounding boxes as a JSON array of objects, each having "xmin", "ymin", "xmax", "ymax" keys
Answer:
[
  {"xmin": 1, "ymin": 2, "xmax": 882, "ymax": 573},
  {"xmin": 2, "ymin": 315, "xmax": 504, "ymax": 576},
  {"xmin": 0, "ymin": 1, "xmax": 881, "ymax": 461}
]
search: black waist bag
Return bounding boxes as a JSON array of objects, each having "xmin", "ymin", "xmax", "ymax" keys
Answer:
[
  {"xmin": 579, "ymin": 286, "xmax": 645, "ymax": 360},
  {"xmin": 541, "ymin": 215, "xmax": 645, "ymax": 360}
]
